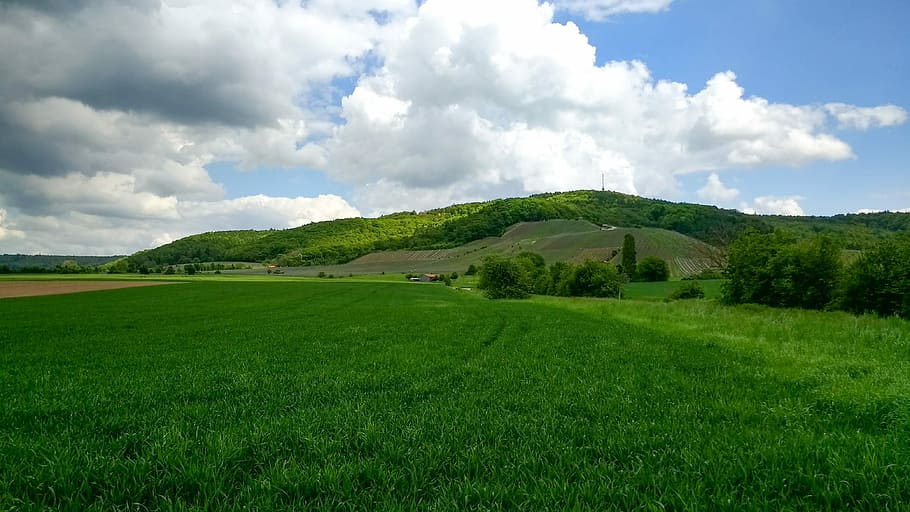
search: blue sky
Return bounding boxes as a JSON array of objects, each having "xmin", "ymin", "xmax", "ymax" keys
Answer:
[
  {"xmin": 0, "ymin": 0, "xmax": 907, "ymax": 254},
  {"xmin": 568, "ymin": 0, "xmax": 909, "ymax": 214}
]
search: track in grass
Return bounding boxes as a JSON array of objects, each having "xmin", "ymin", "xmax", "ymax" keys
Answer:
[{"xmin": 1, "ymin": 280, "xmax": 908, "ymax": 509}]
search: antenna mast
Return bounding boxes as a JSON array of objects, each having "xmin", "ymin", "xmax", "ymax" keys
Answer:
[{"xmin": 601, "ymin": 172, "xmax": 605, "ymax": 192}]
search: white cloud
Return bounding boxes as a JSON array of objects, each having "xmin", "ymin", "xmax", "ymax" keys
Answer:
[
  {"xmin": 825, "ymin": 103, "xmax": 908, "ymax": 130},
  {"xmin": 553, "ymin": 0, "xmax": 673, "ymax": 20},
  {"xmin": 697, "ymin": 173, "xmax": 739, "ymax": 204},
  {"xmin": 0, "ymin": 0, "xmax": 905, "ymax": 255},
  {"xmin": 741, "ymin": 196, "xmax": 805, "ymax": 216},
  {"xmin": 0, "ymin": 194, "xmax": 360, "ymax": 255},
  {"xmin": 0, "ymin": 208, "xmax": 25, "ymax": 241},
  {"xmin": 327, "ymin": 0, "xmax": 882, "ymax": 214}
]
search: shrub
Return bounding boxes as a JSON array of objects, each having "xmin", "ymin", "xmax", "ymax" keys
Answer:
[
  {"xmin": 465, "ymin": 264, "xmax": 477, "ymax": 276},
  {"xmin": 637, "ymin": 256, "xmax": 670, "ymax": 282},
  {"xmin": 723, "ymin": 230, "xmax": 841, "ymax": 310},
  {"xmin": 566, "ymin": 260, "xmax": 623, "ymax": 298},
  {"xmin": 669, "ymin": 281, "xmax": 705, "ymax": 300},
  {"xmin": 838, "ymin": 234, "xmax": 910, "ymax": 319},
  {"xmin": 478, "ymin": 256, "xmax": 531, "ymax": 299}
]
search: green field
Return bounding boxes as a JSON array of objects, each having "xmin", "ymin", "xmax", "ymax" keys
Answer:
[
  {"xmin": 623, "ymin": 279, "xmax": 725, "ymax": 301},
  {"xmin": 2, "ymin": 280, "xmax": 909, "ymax": 509}
]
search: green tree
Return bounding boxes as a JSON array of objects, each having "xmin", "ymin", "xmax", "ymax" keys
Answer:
[
  {"xmin": 723, "ymin": 230, "xmax": 842, "ymax": 310},
  {"xmin": 636, "ymin": 256, "xmax": 670, "ymax": 282},
  {"xmin": 478, "ymin": 255, "xmax": 531, "ymax": 299},
  {"xmin": 839, "ymin": 234, "xmax": 910, "ymax": 319},
  {"xmin": 621, "ymin": 233, "xmax": 637, "ymax": 278},
  {"xmin": 184, "ymin": 264, "xmax": 196, "ymax": 275},
  {"xmin": 566, "ymin": 260, "xmax": 623, "ymax": 298},
  {"xmin": 465, "ymin": 264, "xmax": 477, "ymax": 276}
]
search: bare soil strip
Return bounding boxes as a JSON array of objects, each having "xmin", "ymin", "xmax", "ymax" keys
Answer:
[{"xmin": 0, "ymin": 281, "xmax": 179, "ymax": 299}]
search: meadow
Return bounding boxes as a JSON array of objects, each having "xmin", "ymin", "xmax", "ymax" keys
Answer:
[{"xmin": 1, "ymin": 279, "xmax": 909, "ymax": 509}]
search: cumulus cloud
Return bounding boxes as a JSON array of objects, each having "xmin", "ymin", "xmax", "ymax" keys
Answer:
[
  {"xmin": 0, "ymin": 194, "xmax": 360, "ymax": 255},
  {"xmin": 326, "ymin": 0, "xmax": 884, "ymax": 214},
  {"xmin": 0, "ymin": 0, "xmax": 905, "ymax": 254},
  {"xmin": 0, "ymin": 208, "xmax": 25, "ymax": 241},
  {"xmin": 553, "ymin": 0, "xmax": 673, "ymax": 20},
  {"xmin": 697, "ymin": 173, "xmax": 739, "ymax": 204},
  {"xmin": 741, "ymin": 196, "xmax": 805, "ymax": 216},
  {"xmin": 0, "ymin": 0, "xmax": 407, "ymax": 253},
  {"xmin": 824, "ymin": 103, "xmax": 908, "ymax": 130}
]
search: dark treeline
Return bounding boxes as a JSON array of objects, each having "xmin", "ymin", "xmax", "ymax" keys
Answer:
[
  {"xmin": 0, "ymin": 254, "xmax": 123, "ymax": 271},
  {"xmin": 723, "ymin": 230, "xmax": 910, "ymax": 319}
]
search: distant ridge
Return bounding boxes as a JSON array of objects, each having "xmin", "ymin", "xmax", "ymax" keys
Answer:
[
  {"xmin": 0, "ymin": 254, "xmax": 124, "ymax": 270},
  {"xmin": 127, "ymin": 190, "xmax": 910, "ymax": 269}
]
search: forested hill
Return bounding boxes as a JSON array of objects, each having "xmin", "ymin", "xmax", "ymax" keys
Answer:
[{"xmin": 128, "ymin": 190, "xmax": 910, "ymax": 268}]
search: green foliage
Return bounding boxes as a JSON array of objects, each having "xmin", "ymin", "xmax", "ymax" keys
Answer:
[
  {"xmin": 723, "ymin": 230, "xmax": 843, "ymax": 310},
  {"xmin": 127, "ymin": 190, "xmax": 910, "ymax": 271},
  {"xmin": 668, "ymin": 281, "xmax": 705, "ymax": 300},
  {"xmin": 478, "ymin": 255, "xmax": 531, "ymax": 299},
  {"xmin": 621, "ymin": 233, "xmax": 637, "ymax": 277},
  {"xmin": 636, "ymin": 256, "xmax": 669, "ymax": 282},
  {"xmin": 184, "ymin": 264, "xmax": 196, "ymax": 275},
  {"xmin": 565, "ymin": 260, "xmax": 623, "ymax": 298},
  {"xmin": 465, "ymin": 264, "xmax": 477, "ymax": 276},
  {"xmin": 839, "ymin": 234, "xmax": 910, "ymax": 319}
]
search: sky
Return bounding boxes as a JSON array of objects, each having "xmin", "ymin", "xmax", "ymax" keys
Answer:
[{"xmin": 0, "ymin": 0, "xmax": 907, "ymax": 255}]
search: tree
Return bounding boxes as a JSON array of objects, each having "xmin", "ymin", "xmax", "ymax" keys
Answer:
[
  {"xmin": 636, "ymin": 256, "xmax": 670, "ymax": 282},
  {"xmin": 723, "ymin": 230, "xmax": 842, "ymax": 310},
  {"xmin": 566, "ymin": 260, "xmax": 623, "ymax": 298},
  {"xmin": 839, "ymin": 234, "xmax": 910, "ymax": 319},
  {"xmin": 621, "ymin": 233, "xmax": 637, "ymax": 278},
  {"xmin": 465, "ymin": 264, "xmax": 477, "ymax": 276},
  {"xmin": 184, "ymin": 264, "xmax": 196, "ymax": 275},
  {"xmin": 478, "ymin": 255, "xmax": 531, "ymax": 299}
]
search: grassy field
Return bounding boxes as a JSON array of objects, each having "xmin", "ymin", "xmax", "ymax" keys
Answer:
[
  {"xmin": 623, "ymin": 279, "xmax": 725, "ymax": 301},
  {"xmin": 1, "ymin": 280, "xmax": 909, "ymax": 509}
]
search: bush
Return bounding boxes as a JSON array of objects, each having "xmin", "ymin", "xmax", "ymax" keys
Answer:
[
  {"xmin": 838, "ymin": 234, "xmax": 910, "ymax": 319},
  {"xmin": 566, "ymin": 260, "xmax": 623, "ymax": 298},
  {"xmin": 478, "ymin": 256, "xmax": 531, "ymax": 299},
  {"xmin": 723, "ymin": 230, "xmax": 841, "ymax": 310},
  {"xmin": 669, "ymin": 281, "xmax": 705, "ymax": 300},
  {"xmin": 636, "ymin": 256, "xmax": 670, "ymax": 282},
  {"xmin": 465, "ymin": 264, "xmax": 477, "ymax": 276}
]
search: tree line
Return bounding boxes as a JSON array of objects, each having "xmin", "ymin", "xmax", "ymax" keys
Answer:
[
  {"xmin": 723, "ymin": 230, "xmax": 910, "ymax": 319},
  {"xmin": 476, "ymin": 235, "xmax": 672, "ymax": 300}
]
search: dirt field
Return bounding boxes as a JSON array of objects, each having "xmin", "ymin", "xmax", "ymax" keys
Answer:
[{"xmin": 0, "ymin": 281, "xmax": 178, "ymax": 299}]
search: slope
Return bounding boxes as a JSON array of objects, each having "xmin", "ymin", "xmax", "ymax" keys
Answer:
[
  {"xmin": 127, "ymin": 190, "xmax": 910, "ymax": 269},
  {"xmin": 278, "ymin": 220, "xmax": 718, "ymax": 278}
]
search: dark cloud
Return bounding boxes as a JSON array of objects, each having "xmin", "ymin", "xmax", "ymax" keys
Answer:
[
  {"xmin": 60, "ymin": 45, "xmax": 280, "ymax": 128},
  {"xmin": 0, "ymin": 108, "xmax": 78, "ymax": 177}
]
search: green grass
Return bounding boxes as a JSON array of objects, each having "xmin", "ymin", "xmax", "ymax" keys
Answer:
[
  {"xmin": 1, "ymin": 280, "xmax": 909, "ymax": 509},
  {"xmin": 624, "ymin": 279, "xmax": 725, "ymax": 301}
]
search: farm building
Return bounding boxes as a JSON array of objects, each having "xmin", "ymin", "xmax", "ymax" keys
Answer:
[{"xmin": 419, "ymin": 274, "xmax": 440, "ymax": 282}]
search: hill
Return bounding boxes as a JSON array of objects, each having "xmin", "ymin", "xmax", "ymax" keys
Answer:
[
  {"xmin": 281, "ymin": 220, "xmax": 718, "ymax": 278},
  {"xmin": 127, "ymin": 190, "xmax": 910, "ymax": 270}
]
